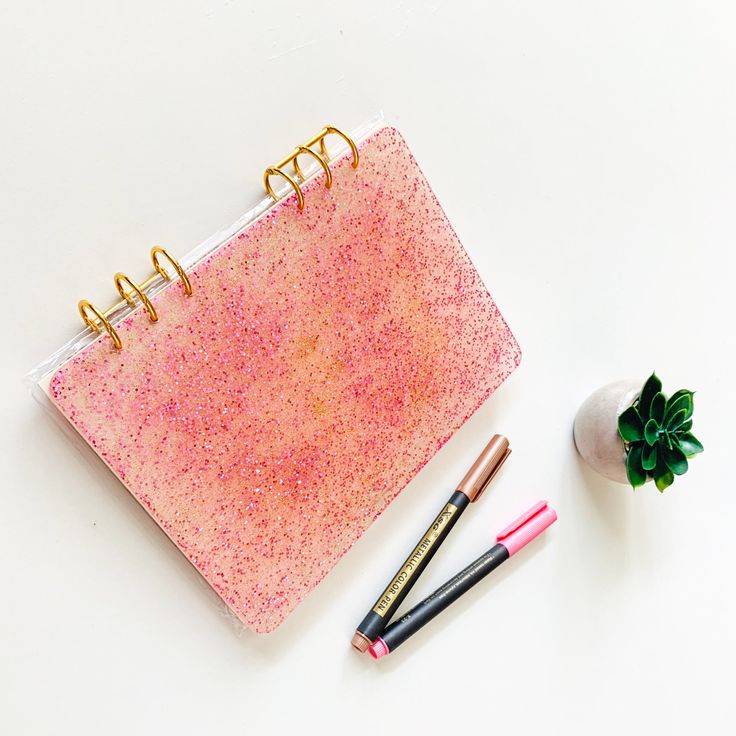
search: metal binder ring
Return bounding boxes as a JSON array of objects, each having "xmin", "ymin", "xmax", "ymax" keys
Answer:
[
  {"xmin": 114, "ymin": 272, "xmax": 158, "ymax": 322},
  {"xmin": 264, "ymin": 167, "xmax": 305, "ymax": 210},
  {"xmin": 151, "ymin": 246, "xmax": 193, "ymax": 296},
  {"xmin": 293, "ymin": 146, "xmax": 333, "ymax": 189},
  {"xmin": 78, "ymin": 300, "xmax": 123, "ymax": 350},
  {"xmin": 319, "ymin": 126, "xmax": 359, "ymax": 169}
]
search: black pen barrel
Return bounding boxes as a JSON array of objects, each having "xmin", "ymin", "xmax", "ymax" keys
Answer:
[
  {"xmin": 380, "ymin": 542, "xmax": 510, "ymax": 652},
  {"xmin": 355, "ymin": 490, "xmax": 470, "ymax": 644}
]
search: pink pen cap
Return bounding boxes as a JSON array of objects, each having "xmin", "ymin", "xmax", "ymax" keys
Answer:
[{"xmin": 496, "ymin": 500, "xmax": 557, "ymax": 556}]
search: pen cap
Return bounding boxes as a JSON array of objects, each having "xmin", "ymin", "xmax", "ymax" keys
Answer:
[
  {"xmin": 456, "ymin": 435, "xmax": 511, "ymax": 502},
  {"xmin": 496, "ymin": 500, "xmax": 557, "ymax": 556}
]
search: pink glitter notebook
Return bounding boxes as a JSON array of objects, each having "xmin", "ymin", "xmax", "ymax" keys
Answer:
[{"xmin": 39, "ymin": 124, "xmax": 520, "ymax": 633}]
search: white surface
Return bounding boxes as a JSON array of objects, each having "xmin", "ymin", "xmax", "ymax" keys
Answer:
[{"xmin": 2, "ymin": 2, "xmax": 734, "ymax": 734}]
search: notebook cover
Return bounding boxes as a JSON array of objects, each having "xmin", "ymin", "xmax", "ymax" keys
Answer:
[{"xmin": 48, "ymin": 126, "xmax": 521, "ymax": 633}]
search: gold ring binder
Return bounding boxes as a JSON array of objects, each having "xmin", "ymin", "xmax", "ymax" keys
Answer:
[
  {"xmin": 75, "ymin": 123, "xmax": 357, "ymax": 347},
  {"xmin": 264, "ymin": 166, "xmax": 305, "ymax": 210},
  {"xmin": 151, "ymin": 246, "xmax": 193, "ymax": 296},
  {"xmin": 264, "ymin": 125, "xmax": 359, "ymax": 210},
  {"xmin": 114, "ymin": 273, "xmax": 159, "ymax": 322},
  {"xmin": 78, "ymin": 300, "xmax": 123, "ymax": 350},
  {"xmin": 293, "ymin": 146, "xmax": 333, "ymax": 189},
  {"xmin": 318, "ymin": 126, "xmax": 359, "ymax": 168},
  {"xmin": 77, "ymin": 247, "xmax": 191, "ymax": 349}
]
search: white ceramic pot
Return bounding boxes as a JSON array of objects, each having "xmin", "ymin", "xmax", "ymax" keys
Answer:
[{"xmin": 573, "ymin": 379, "xmax": 642, "ymax": 484}]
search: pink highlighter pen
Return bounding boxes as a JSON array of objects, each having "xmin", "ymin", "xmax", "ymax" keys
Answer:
[{"xmin": 369, "ymin": 500, "xmax": 557, "ymax": 659}]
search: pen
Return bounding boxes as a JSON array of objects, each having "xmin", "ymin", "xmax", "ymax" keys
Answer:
[
  {"xmin": 351, "ymin": 434, "xmax": 511, "ymax": 653},
  {"xmin": 368, "ymin": 500, "xmax": 557, "ymax": 659}
]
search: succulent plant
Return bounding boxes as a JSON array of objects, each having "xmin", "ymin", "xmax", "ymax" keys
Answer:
[{"xmin": 617, "ymin": 372, "xmax": 703, "ymax": 491}]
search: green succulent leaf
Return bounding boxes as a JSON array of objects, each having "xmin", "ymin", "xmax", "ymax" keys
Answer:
[
  {"xmin": 654, "ymin": 469, "xmax": 675, "ymax": 492},
  {"xmin": 644, "ymin": 418, "xmax": 660, "ymax": 446},
  {"xmin": 650, "ymin": 392, "xmax": 666, "ymax": 424},
  {"xmin": 638, "ymin": 372, "xmax": 662, "ymax": 420},
  {"xmin": 679, "ymin": 432, "xmax": 704, "ymax": 457},
  {"xmin": 665, "ymin": 408, "xmax": 688, "ymax": 431},
  {"xmin": 663, "ymin": 392, "xmax": 693, "ymax": 427},
  {"xmin": 668, "ymin": 389, "xmax": 694, "ymax": 419},
  {"xmin": 626, "ymin": 444, "xmax": 647, "ymax": 488},
  {"xmin": 653, "ymin": 457, "xmax": 675, "ymax": 492},
  {"xmin": 618, "ymin": 406, "xmax": 644, "ymax": 442},
  {"xmin": 642, "ymin": 443, "xmax": 658, "ymax": 471},
  {"xmin": 676, "ymin": 419, "xmax": 693, "ymax": 434},
  {"xmin": 661, "ymin": 443, "xmax": 689, "ymax": 475}
]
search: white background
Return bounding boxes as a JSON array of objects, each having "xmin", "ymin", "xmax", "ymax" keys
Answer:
[{"xmin": 2, "ymin": 2, "xmax": 734, "ymax": 734}]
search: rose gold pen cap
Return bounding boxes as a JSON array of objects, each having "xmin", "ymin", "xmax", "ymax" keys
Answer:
[
  {"xmin": 456, "ymin": 435, "xmax": 511, "ymax": 502},
  {"xmin": 351, "ymin": 632, "xmax": 372, "ymax": 652}
]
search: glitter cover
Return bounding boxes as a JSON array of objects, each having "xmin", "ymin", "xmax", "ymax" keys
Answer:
[{"xmin": 48, "ymin": 127, "xmax": 521, "ymax": 633}]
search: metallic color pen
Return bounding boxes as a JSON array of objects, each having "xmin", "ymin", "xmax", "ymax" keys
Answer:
[
  {"xmin": 351, "ymin": 434, "xmax": 511, "ymax": 653},
  {"xmin": 368, "ymin": 500, "xmax": 557, "ymax": 659}
]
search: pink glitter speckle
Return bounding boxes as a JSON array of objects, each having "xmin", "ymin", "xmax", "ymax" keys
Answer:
[{"xmin": 48, "ymin": 127, "xmax": 520, "ymax": 633}]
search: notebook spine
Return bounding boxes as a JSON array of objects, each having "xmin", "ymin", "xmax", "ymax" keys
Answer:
[
  {"xmin": 263, "ymin": 125, "xmax": 359, "ymax": 211},
  {"xmin": 78, "ymin": 246, "xmax": 192, "ymax": 350},
  {"xmin": 77, "ymin": 125, "xmax": 358, "ymax": 350}
]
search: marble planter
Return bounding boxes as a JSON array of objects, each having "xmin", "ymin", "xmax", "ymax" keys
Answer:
[{"xmin": 573, "ymin": 379, "xmax": 642, "ymax": 484}]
